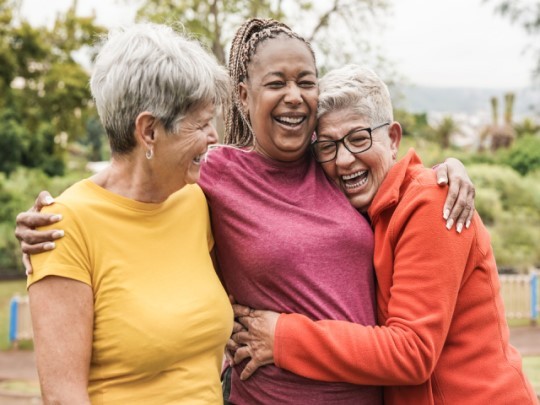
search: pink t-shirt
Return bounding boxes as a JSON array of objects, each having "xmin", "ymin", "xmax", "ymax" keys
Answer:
[{"xmin": 199, "ymin": 147, "xmax": 381, "ymax": 404}]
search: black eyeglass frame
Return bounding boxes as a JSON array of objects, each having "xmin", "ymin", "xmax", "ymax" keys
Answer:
[{"xmin": 312, "ymin": 122, "xmax": 391, "ymax": 163}]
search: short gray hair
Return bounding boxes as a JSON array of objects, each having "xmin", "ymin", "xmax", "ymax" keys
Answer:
[
  {"xmin": 90, "ymin": 23, "xmax": 230, "ymax": 154},
  {"xmin": 317, "ymin": 65, "xmax": 393, "ymax": 126}
]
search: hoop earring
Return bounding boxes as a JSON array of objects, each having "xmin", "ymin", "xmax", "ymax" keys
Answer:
[{"xmin": 145, "ymin": 147, "xmax": 154, "ymax": 160}]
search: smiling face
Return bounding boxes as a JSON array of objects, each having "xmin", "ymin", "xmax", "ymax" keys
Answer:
[
  {"xmin": 317, "ymin": 108, "xmax": 402, "ymax": 212},
  {"xmin": 239, "ymin": 36, "xmax": 318, "ymax": 162},
  {"xmin": 155, "ymin": 103, "xmax": 218, "ymax": 191}
]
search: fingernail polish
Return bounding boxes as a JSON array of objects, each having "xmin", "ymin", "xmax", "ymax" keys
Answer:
[
  {"xmin": 44, "ymin": 242, "xmax": 56, "ymax": 250},
  {"xmin": 50, "ymin": 214, "xmax": 63, "ymax": 222},
  {"xmin": 52, "ymin": 230, "xmax": 65, "ymax": 239},
  {"xmin": 44, "ymin": 196, "xmax": 55, "ymax": 205},
  {"xmin": 446, "ymin": 219, "xmax": 454, "ymax": 230},
  {"xmin": 456, "ymin": 223, "xmax": 463, "ymax": 233},
  {"xmin": 443, "ymin": 209, "xmax": 450, "ymax": 220},
  {"xmin": 466, "ymin": 220, "xmax": 471, "ymax": 229}
]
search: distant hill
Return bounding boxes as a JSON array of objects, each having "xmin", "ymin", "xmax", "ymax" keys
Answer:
[{"xmin": 391, "ymin": 85, "xmax": 540, "ymax": 119}]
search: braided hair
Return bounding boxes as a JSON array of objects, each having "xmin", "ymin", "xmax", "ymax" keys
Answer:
[{"xmin": 225, "ymin": 18, "xmax": 316, "ymax": 146}]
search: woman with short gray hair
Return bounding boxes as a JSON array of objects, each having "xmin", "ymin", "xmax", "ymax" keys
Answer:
[
  {"xmin": 227, "ymin": 65, "xmax": 536, "ymax": 404},
  {"xmin": 27, "ymin": 23, "xmax": 233, "ymax": 404}
]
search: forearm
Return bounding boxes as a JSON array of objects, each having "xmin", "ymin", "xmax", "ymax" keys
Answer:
[
  {"xmin": 275, "ymin": 185, "xmax": 473, "ymax": 385},
  {"xmin": 29, "ymin": 276, "xmax": 93, "ymax": 404},
  {"xmin": 275, "ymin": 314, "xmax": 438, "ymax": 385},
  {"xmin": 40, "ymin": 385, "xmax": 91, "ymax": 405}
]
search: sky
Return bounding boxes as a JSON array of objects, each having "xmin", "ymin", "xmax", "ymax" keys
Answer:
[{"xmin": 17, "ymin": 0, "xmax": 537, "ymax": 90}]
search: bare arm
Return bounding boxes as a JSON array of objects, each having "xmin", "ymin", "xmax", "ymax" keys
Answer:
[
  {"xmin": 29, "ymin": 276, "xmax": 93, "ymax": 404},
  {"xmin": 435, "ymin": 158, "xmax": 475, "ymax": 232}
]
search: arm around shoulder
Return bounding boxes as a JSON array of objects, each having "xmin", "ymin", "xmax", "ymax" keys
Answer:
[{"xmin": 273, "ymin": 184, "xmax": 476, "ymax": 385}]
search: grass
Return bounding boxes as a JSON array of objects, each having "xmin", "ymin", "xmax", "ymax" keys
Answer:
[
  {"xmin": 0, "ymin": 279, "xmax": 32, "ymax": 350},
  {"xmin": 0, "ymin": 379, "xmax": 40, "ymax": 395},
  {"xmin": 523, "ymin": 356, "xmax": 540, "ymax": 395}
]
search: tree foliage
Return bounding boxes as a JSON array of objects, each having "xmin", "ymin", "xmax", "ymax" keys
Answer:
[
  {"xmin": 502, "ymin": 134, "xmax": 540, "ymax": 175},
  {"xmin": 131, "ymin": 0, "xmax": 390, "ymax": 72},
  {"xmin": 0, "ymin": 0, "xmax": 105, "ymax": 175},
  {"xmin": 486, "ymin": 0, "xmax": 540, "ymax": 79}
]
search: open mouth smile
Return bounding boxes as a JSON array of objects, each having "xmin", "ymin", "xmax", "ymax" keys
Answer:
[
  {"xmin": 274, "ymin": 115, "xmax": 306, "ymax": 127},
  {"xmin": 341, "ymin": 170, "xmax": 368, "ymax": 189}
]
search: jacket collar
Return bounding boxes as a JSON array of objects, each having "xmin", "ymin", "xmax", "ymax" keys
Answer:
[{"xmin": 367, "ymin": 148, "xmax": 422, "ymax": 224}]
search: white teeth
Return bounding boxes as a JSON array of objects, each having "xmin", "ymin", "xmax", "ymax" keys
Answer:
[
  {"xmin": 342, "ymin": 171, "xmax": 366, "ymax": 180},
  {"xmin": 342, "ymin": 171, "xmax": 368, "ymax": 189},
  {"xmin": 345, "ymin": 176, "xmax": 367, "ymax": 189},
  {"xmin": 276, "ymin": 116, "xmax": 303, "ymax": 124}
]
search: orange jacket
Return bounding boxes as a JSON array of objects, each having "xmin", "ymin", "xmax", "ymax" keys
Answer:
[{"xmin": 274, "ymin": 149, "xmax": 536, "ymax": 404}]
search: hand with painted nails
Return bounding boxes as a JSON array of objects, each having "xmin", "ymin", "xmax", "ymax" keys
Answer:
[
  {"xmin": 14, "ymin": 190, "xmax": 64, "ymax": 275},
  {"xmin": 434, "ymin": 158, "xmax": 476, "ymax": 233}
]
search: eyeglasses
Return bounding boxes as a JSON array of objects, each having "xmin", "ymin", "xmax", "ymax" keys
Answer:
[{"xmin": 312, "ymin": 122, "xmax": 390, "ymax": 163}]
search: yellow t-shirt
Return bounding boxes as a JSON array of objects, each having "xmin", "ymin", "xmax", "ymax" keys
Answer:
[{"xmin": 28, "ymin": 179, "xmax": 233, "ymax": 404}]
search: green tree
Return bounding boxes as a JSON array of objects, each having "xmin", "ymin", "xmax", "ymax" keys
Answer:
[
  {"xmin": 132, "ymin": 0, "xmax": 390, "ymax": 72},
  {"xmin": 486, "ymin": 0, "xmax": 540, "ymax": 79},
  {"xmin": 0, "ymin": 0, "xmax": 106, "ymax": 174},
  {"xmin": 0, "ymin": 108, "xmax": 27, "ymax": 175}
]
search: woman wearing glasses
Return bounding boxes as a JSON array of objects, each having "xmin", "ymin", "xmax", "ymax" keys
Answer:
[
  {"xmin": 16, "ymin": 20, "xmax": 478, "ymax": 404},
  {"xmin": 229, "ymin": 65, "xmax": 537, "ymax": 405}
]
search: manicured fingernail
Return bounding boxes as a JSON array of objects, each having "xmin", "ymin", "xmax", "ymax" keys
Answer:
[
  {"xmin": 52, "ymin": 230, "xmax": 65, "ymax": 239},
  {"xmin": 44, "ymin": 242, "xmax": 56, "ymax": 250},
  {"xmin": 456, "ymin": 223, "xmax": 463, "ymax": 234},
  {"xmin": 466, "ymin": 220, "xmax": 471, "ymax": 229},
  {"xmin": 443, "ymin": 209, "xmax": 450, "ymax": 220},
  {"xmin": 44, "ymin": 196, "xmax": 55, "ymax": 205},
  {"xmin": 437, "ymin": 177, "xmax": 445, "ymax": 185},
  {"xmin": 446, "ymin": 219, "xmax": 454, "ymax": 230},
  {"xmin": 50, "ymin": 214, "xmax": 62, "ymax": 222}
]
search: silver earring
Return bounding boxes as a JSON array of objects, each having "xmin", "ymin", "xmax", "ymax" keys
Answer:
[{"xmin": 146, "ymin": 148, "xmax": 154, "ymax": 160}]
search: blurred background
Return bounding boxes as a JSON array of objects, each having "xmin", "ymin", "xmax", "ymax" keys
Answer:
[{"xmin": 0, "ymin": 0, "xmax": 538, "ymax": 403}]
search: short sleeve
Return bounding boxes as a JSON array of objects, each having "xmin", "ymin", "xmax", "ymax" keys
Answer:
[{"xmin": 28, "ymin": 203, "xmax": 92, "ymax": 288}]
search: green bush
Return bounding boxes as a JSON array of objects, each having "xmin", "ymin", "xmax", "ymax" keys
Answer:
[
  {"xmin": 474, "ymin": 187, "xmax": 503, "ymax": 226},
  {"xmin": 468, "ymin": 164, "xmax": 540, "ymax": 212},
  {"xmin": 0, "ymin": 167, "xmax": 88, "ymax": 277},
  {"xmin": 467, "ymin": 164, "xmax": 540, "ymax": 271},
  {"xmin": 503, "ymin": 134, "xmax": 540, "ymax": 175},
  {"xmin": 402, "ymin": 137, "xmax": 540, "ymax": 273}
]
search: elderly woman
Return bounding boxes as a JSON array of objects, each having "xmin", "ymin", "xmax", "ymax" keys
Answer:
[
  {"xmin": 26, "ymin": 23, "xmax": 233, "ymax": 403},
  {"xmin": 18, "ymin": 20, "xmax": 477, "ymax": 404},
  {"xmin": 229, "ymin": 65, "xmax": 537, "ymax": 404}
]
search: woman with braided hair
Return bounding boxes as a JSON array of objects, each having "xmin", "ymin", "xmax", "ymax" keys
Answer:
[
  {"xmin": 201, "ymin": 18, "xmax": 475, "ymax": 404},
  {"xmin": 16, "ymin": 19, "xmax": 476, "ymax": 404}
]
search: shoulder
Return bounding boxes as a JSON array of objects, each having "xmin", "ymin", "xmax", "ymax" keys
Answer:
[
  {"xmin": 397, "ymin": 168, "xmax": 446, "ymax": 219},
  {"xmin": 392, "ymin": 168, "xmax": 475, "ymax": 246},
  {"xmin": 172, "ymin": 184, "xmax": 208, "ymax": 207},
  {"xmin": 40, "ymin": 180, "xmax": 94, "ymax": 225},
  {"xmin": 200, "ymin": 146, "xmax": 250, "ymax": 190}
]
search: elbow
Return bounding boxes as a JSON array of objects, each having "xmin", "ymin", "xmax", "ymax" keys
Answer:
[
  {"xmin": 396, "ymin": 356, "xmax": 437, "ymax": 385},
  {"xmin": 40, "ymin": 384, "xmax": 90, "ymax": 405},
  {"xmin": 404, "ymin": 369, "xmax": 432, "ymax": 385}
]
